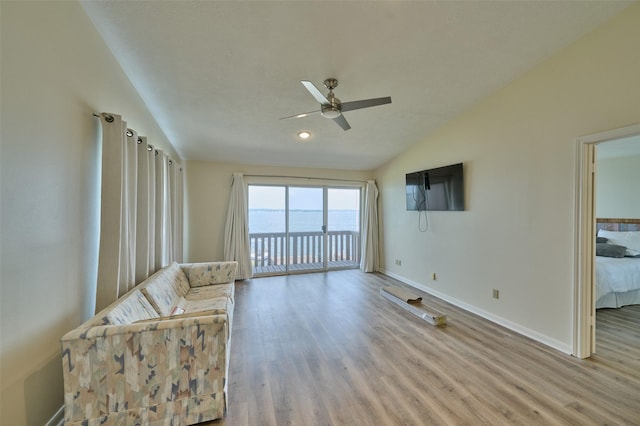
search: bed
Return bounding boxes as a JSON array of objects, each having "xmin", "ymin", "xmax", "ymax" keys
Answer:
[{"xmin": 595, "ymin": 218, "xmax": 640, "ymax": 309}]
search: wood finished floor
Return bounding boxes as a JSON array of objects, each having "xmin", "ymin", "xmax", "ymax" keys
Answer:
[{"xmin": 206, "ymin": 270, "xmax": 640, "ymax": 426}]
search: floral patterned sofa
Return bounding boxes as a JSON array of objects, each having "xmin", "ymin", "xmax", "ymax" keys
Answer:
[{"xmin": 60, "ymin": 261, "xmax": 237, "ymax": 425}]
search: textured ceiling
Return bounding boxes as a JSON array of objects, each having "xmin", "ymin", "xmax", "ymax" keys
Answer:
[{"xmin": 81, "ymin": 1, "xmax": 631, "ymax": 170}]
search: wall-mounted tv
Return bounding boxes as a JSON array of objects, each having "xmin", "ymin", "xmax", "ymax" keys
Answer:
[{"xmin": 406, "ymin": 163, "xmax": 464, "ymax": 211}]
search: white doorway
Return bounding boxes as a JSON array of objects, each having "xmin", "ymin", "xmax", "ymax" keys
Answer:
[{"xmin": 574, "ymin": 123, "xmax": 640, "ymax": 358}]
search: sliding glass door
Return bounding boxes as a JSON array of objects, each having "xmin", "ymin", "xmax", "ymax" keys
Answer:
[
  {"xmin": 327, "ymin": 188, "xmax": 361, "ymax": 270},
  {"xmin": 247, "ymin": 186, "xmax": 286, "ymax": 274},
  {"xmin": 248, "ymin": 184, "xmax": 361, "ymax": 276},
  {"xmin": 288, "ymin": 187, "xmax": 325, "ymax": 273}
]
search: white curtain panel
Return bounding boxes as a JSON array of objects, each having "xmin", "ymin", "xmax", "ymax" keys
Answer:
[
  {"xmin": 360, "ymin": 180, "xmax": 380, "ymax": 272},
  {"xmin": 170, "ymin": 162, "xmax": 184, "ymax": 263},
  {"xmin": 224, "ymin": 173, "xmax": 253, "ymax": 280},
  {"xmin": 95, "ymin": 115, "xmax": 138, "ymax": 309},
  {"xmin": 96, "ymin": 114, "xmax": 126, "ymax": 312},
  {"xmin": 154, "ymin": 152, "xmax": 173, "ymax": 268},
  {"xmin": 95, "ymin": 113, "xmax": 183, "ymax": 312},
  {"xmin": 146, "ymin": 147, "xmax": 157, "ymax": 275},
  {"xmin": 164, "ymin": 154, "xmax": 174, "ymax": 264},
  {"xmin": 176, "ymin": 166, "xmax": 184, "ymax": 262},
  {"xmin": 120, "ymin": 127, "xmax": 138, "ymax": 296},
  {"xmin": 135, "ymin": 136, "xmax": 151, "ymax": 284}
]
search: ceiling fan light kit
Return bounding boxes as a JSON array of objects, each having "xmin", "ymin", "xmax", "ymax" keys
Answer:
[
  {"xmin": 283, "ymin": 78, "xmax": 392, "ymax": 131},
  {"xmin": 321, "ymin": 105, "xmax": 341, "ymax": 119}
]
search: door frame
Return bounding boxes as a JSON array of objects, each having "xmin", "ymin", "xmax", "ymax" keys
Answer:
[{"xmin": 574, "ymin": 123, "xmax": 640, "ymax": 358}]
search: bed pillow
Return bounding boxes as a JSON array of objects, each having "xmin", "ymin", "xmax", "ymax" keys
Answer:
[
  {"xmin": 595, "ymin": 236, "xmax": 608, "ymax": 244},
  {"xmin": 597, "ymin": 230, "xmax": 640, "ymax": 257},
  {"xmin": 595, "ymin": 243, "xmax": 627, "ymax": 258},
  {"xmin": 625, "ymin": 248, "xmax": 640, "ymax": 258}
]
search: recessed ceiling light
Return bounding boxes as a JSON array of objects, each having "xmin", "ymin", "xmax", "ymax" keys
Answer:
[{"xmin": 297, "ymin": 131, "xmax": 311, "ymax": 140}]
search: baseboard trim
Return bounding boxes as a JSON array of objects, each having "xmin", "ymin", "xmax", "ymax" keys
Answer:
[
  {"xmin": 45, "ymin": 405, "xmax": 64, "ymax": 426},
  {"xmin": 379, "ymin": 270, "xmax": 572, "ymax": 355}
]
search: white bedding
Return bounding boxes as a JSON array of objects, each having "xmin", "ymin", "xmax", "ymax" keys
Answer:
[{"xmin": 595, "ymin": 256, "xmax": 640, "ymax": 307}]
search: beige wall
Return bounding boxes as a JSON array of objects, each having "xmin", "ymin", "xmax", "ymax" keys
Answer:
[
  {"xmin": 596, "ymin": 154, "xmax": 640, "ymax": 218},
  {"xmin": 375, "ymin": 4, "xmax": 640, "ymax": 352},
  {"xmin": 185, "ymin": 160, "xmax": 372, "ymax": 262},
  {"xmin": 0, "ymin": 2, "xmax": 179, "ymax": 424}
]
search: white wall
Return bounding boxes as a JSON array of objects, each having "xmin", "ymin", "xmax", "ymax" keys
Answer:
[
  {"xmin": 185, "ymin": 161, "xmax": 372, "ymax": 262},
  {"xmin": 0, "ymin": 2, "xmax": 179, "ymax": 424},
  {"xmin": 375, "ymin": 4, "xmax": 640, "ymax": 353},
  {"xmin": 596, "ymin": 154, "xmax": 640, "ymax": 218}
]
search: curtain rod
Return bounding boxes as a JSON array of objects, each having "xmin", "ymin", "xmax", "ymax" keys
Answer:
[
  {"xmin": 93, "ymin": 113, "xmax": 182, "ymax": 169},
  {"xmin": 244, "ymin": 174, "xmax": 366, "ymax": 184}
]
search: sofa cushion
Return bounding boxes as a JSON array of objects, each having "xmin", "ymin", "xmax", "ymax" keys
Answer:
[
  {"xmin": 185, "ymin": 282, "xmax": 235, "ymax": 304},
  {"xmin": 103, "ymin": 290, "xmax": 159, "ymax": 325},
  {"xmin": 163, "ymin": 262, "xmax": 191, "ymax": 295},
  {"xmin": 140, "ymin": 263, "xmax": 191, "ymax": 316},
  {"xmin": 178, "ymin": 296, "xmax": 230, "ymax": 316},
  {"xmin": 182, "ymin": 262, "xmax": 237, "ymax": 287}
]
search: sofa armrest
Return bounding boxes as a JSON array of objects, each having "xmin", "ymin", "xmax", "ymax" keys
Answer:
[
  {"xmin": 61, "ymin": 314, "xmax": 229, "ymax": 424},
  {"xmin": 181, "ymin": 261, "xmax": 238, "ymax": 287}
]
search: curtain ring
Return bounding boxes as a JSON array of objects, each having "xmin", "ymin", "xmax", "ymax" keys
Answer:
[
  {"xmin": 155, "ymin": 150, "xmax": 159, "ymax": 156},
  {"xmin": 147, "ymin": 145, "xmax": 153, "ymax": 152},
  {"xmin": 169, "ymin": 160, "xmax": 173, "ymax": 165},
  {"xmin": 126, "ymin": 129, "xmax": 134, "ymax": 137},
  {"xmin": 137, "ymin": 137, "xmax": 143, "ymax": 144},
  {"xmin": 104, "ymin": 114, "xmax": 114, "ymax": 123}
]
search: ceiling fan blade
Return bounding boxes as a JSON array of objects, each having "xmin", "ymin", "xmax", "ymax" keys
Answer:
[
  {"xmin": 333, "ymin": 114, "xmax": 351, "ymax": 131},
  {"xmin": 301, "ymin": 80, "xmax": 330, "ymax": 104},
  {"xmin": 279, "ymin": 110, "xmax": 321, "ymax": 120},
  {"xmin": 340, "ymin": 96, "xmax": 392, "ymax": 112}
]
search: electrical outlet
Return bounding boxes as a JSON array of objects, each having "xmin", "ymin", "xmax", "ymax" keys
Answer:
[
  {"xmin": 432, "ymin": 272, "xmax": 437, "ymax": 280},
  {"xmin": 395, "ymin": 259, "xmax": 402, "ymax": 266},
  {"xmin": 492, "ymin": 289, "xmax": 500, "ymax": 299}
]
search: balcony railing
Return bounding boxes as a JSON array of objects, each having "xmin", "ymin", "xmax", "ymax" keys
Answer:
[{"xmin": 250, "ymin": 230, "xmax": 361, "ymax": 275}]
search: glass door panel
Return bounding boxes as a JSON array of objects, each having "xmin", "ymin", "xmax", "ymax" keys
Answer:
[
  {"xmin": 327, "ymin": 188, "xmax": 361, "ymax": 269},
  {"xmin": 288, "ymin": 186, "xmax": 325, "ymax": 273},
  {"xmin": 248, "ymin": 185, "xmax": 286, "ymax": 275}
]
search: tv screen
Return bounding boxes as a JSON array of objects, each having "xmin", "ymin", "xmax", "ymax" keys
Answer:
[{"xmin": 406, "ymin": 163, "xmax": 464, "ymax": 211}]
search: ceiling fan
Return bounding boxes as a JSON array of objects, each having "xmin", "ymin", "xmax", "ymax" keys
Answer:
[{"xmin": 281, "ymin": 78, "xmax": 391, "ymax": 131}]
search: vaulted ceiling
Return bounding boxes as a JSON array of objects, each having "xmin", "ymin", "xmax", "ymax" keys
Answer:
[{"xmin": 82, "ymin": 1, "xmax": 631, "ymax": 170}]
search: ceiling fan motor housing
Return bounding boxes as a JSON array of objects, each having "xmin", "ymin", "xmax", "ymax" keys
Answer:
[{"xmin": 321, "ymin": 90, "xmax": 342, "ymax": 118}]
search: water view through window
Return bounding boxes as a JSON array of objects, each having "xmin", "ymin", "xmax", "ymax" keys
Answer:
[{"xmin": 248, "ymin": 185, "xmax": 361, "ymax": 275}]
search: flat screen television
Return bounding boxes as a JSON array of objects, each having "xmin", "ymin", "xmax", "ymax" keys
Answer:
[{"xmin": 406, "ymin": 163, "xmax": 464, "ymax": 211}]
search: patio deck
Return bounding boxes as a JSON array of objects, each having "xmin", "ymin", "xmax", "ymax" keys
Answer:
[{"xmin": 253, "ymin": 259, "xmax": 358, "ymax": 275}]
